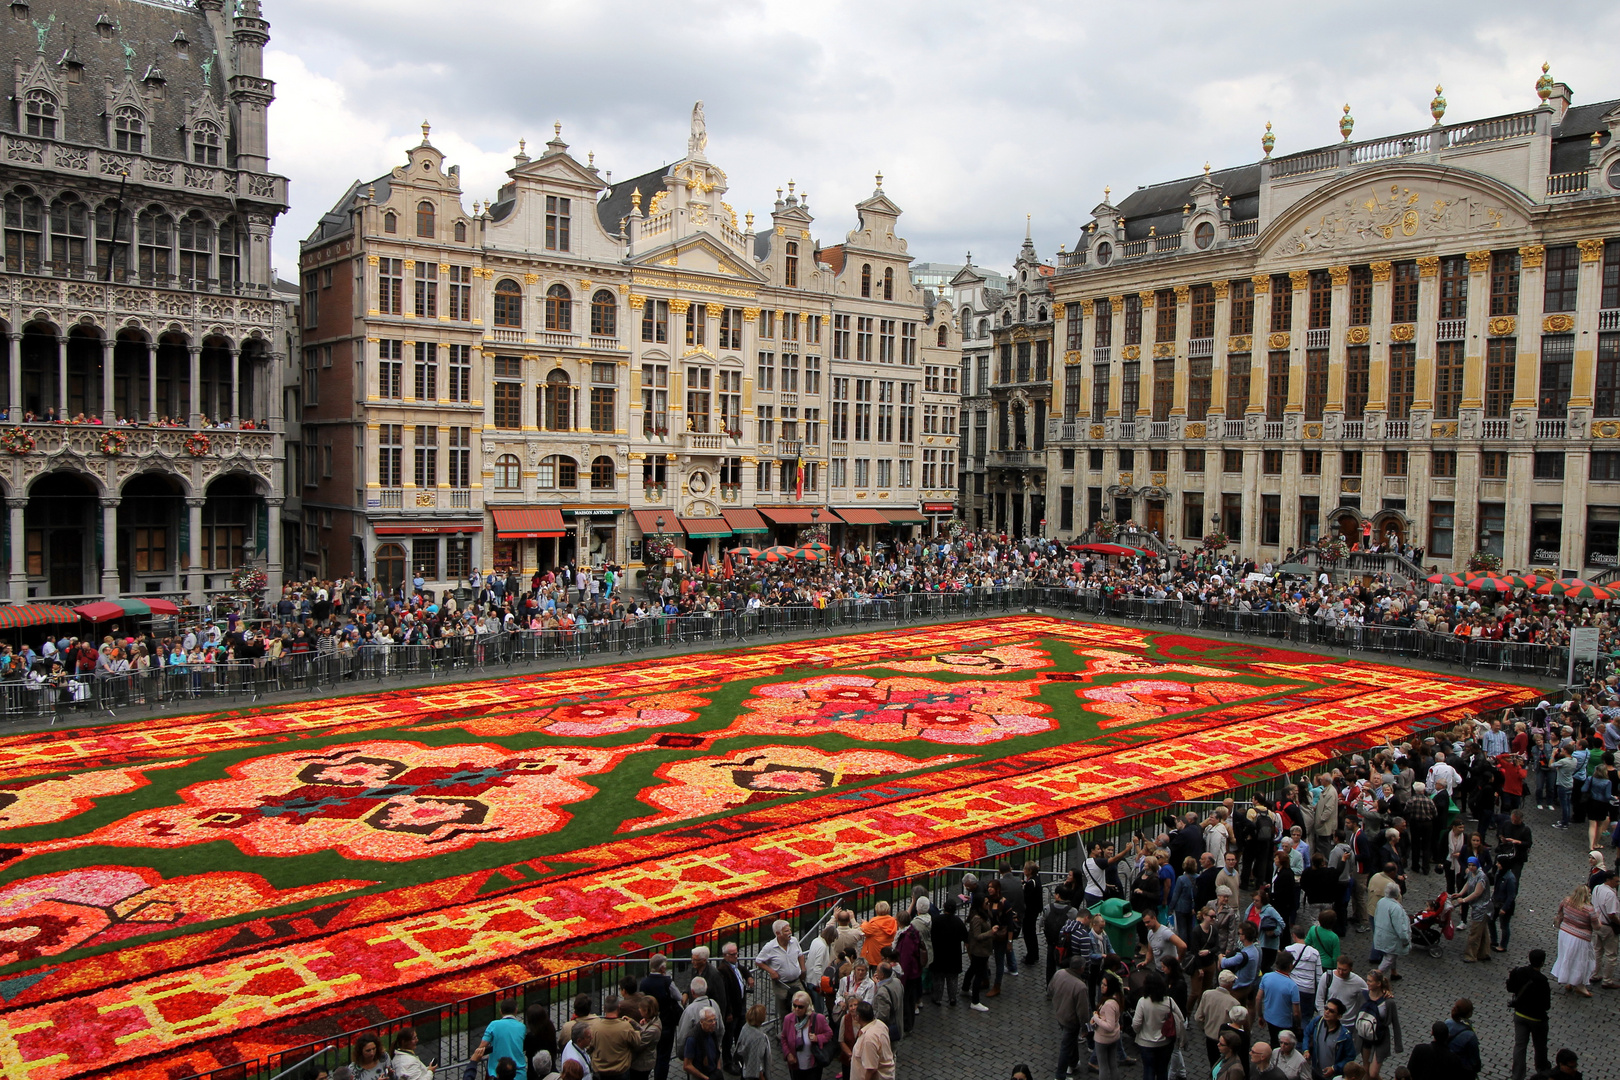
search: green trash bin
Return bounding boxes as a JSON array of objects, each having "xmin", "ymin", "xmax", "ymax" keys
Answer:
[{"xmin": 1096, "ymin": 897, "xmax": 1143, "ymax": 958}]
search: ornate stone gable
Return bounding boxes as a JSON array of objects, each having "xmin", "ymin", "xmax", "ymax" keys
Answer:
[{"xmin": 1270, "ymin": 177, "xmax": 1528, "ymax": 258}]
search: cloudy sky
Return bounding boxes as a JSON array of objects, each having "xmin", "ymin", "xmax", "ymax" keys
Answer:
[{"xmin": 261, "ymin": 0, "xmax": 1620, "ymax": 281}]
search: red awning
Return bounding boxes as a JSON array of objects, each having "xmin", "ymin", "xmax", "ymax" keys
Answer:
[
  {"xmin": 758, "ymin": 506, "xmax": 843, "ymax": 525},
  {"xmin": 721, "ymin": 507, "xmax": 770, "ymax": 534},
  {"xmin": 680, "ymin": 517, "xmax": 733, "ymax": 538},
  {"xmin": 373, "ymin": 520, "xmax": 484, "ymax": 536},
  {"xmin": 834, "ymin": 507, "xmax": 892, "ymax": 525},
  {"xmin": 490, "ymin": 507, "xmax": 567, "ymax": 539},
  {"xmin": 0, "ymin": 603, "xmax": 80, "ymax": 630},
  {"xmin": 632, "ymin": 509, "xmax": 678, "ymax": 534}
]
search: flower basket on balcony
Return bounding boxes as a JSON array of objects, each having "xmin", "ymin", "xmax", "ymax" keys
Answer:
[
  {"xmin": 1, "ymin": 427, "xmax": 35, "ymax": 455},
  {"xmin": 1094, "ymin": 519, "xmax": 1118, "ymax": 541},
  {"xmin": 653, "ymin": 425, "xmax": 669, "ymax": 437},
  {"xmin": 184, "ymin": 432, "xmax": 211, "ymax": 457},
  {"xmin": 644, "ymin": 536, "xmax": 674, "ymax": 561},
  {"xmin": 1202, "ymin": 531, "xmax": 1230, "ymax": 551},
  {"xmin": 229, "ymin": 565, "xmax": 268, "ymax": 599},
  {"xmin": 726, "ymin": 427, "xmax": 742, "ymax": 439},
  {"xmin": 1466, "ymin": 550, "xmax": 1502, "ymax": 573},
  {"xmin": 98, "ymin": 430, "xmax": 129, "ymax": 456},
  {"xmin": 1315, "ymin": 537, "xmax": 1350, "ymax": 562}
]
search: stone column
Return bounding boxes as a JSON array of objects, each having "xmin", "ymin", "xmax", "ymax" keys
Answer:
[
  {"xmin": 266, "ymin": 497, "xmax": 284, "ymax": 596},
  {"xmin": 1286, "ymin": 270, "xmax": 1310, "ymax": 414},
  {"xmin": 146, "ymin": 341, "xmax": 157, "ymax": 423},
  {"xmin": 229, "ymin": 347, "xmax": 241, "ymax": 425},
  {"xmin": 99, "ymin": 497, "xmax": 120, "ymax": 599},
  {"xmin": 1567, "ymin": 238, "xmax": 1608, "ymax": 411},
  {"xmin": 1171, "ymin": 284, "xmax": 1190, "ymax": 417},
  {"xmin": 1135, "ymin": 291, "xmax": 1154, "ymax": 424},
  {"xmin": 7, "ymin": 333, "xmax": 19, "ymax": 419},
  {"xmin": 100, "ymin": 337, "xmax": 116, "ymax": 423},
  {"xmin": 1367, "ymin": 262, "xmax": 1393, "ymax": 415},
  {"xmin": 188, "ymin": 345, "xmax": 202, "ymax": 427},
  {"xmin": 55, "ymin": 336, "xmax": 66, "ymax": 417},
  {"xmin": 1326, "ymin": 267, "xmax": 1350, "ymax": 412},
  {"xmin": 1248, "ymin": 275, "xmax": 1271, "ymax": 415},
  {"xmin": 7, "ymin": 497, "xmax": 26, "ymax": 601},
  {"xmin": 1412, "ymin": 257, "xmax": 1442, "ymax": 415},
  {"xmin": 1511, "ymin": 246, "xmax": 1546, "ymax": 413},
  {"xmin": 186, "ymin": 496, "xmax": 205, "ymax": 607},
  {"xmin": 1210, "ymin": 281, "xmax": 1231, "ymax": 420},
  {"xmin": 1460, "ymin": 250, "xmax": 1493, "ymax": 411}
]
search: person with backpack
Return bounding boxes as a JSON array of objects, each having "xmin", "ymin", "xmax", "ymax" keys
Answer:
[
  {"xmin": 1443, "ymin": 998, "xmax": 1480, "ymax": 1080},
  {"xmin": 1351, "ymin": 969, "xmax": 1402, "ymax": 1080}
]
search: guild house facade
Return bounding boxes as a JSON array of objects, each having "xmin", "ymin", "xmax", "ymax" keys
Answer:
[
  {"xmin": 299, "ymin": 105, "xmax": 957, "ymax": 594},
  {"xmin": 1041, "ymin": 69, "xmax": 1620, "ymax": 578}
]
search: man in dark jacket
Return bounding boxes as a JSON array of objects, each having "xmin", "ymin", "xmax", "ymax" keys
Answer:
[
  {"xmin": 1506, "ymin": 949, "xmax": 1551, "ymax": 1080},
  {"xmin": 1042, "ymin": 888, "xmax": 1077, "ymax": 982},
  {"xmin": 928, "ymin": 897, "xmax": 967, "ymax": 1005},
  {"xmin": 638, "ymin": 953, "xmax": 682, "ymax": 1080},
  {"xmin": 1407, "ymin": 1020, "xmax": 1467, "ymax": 1080},
  {"xmin": 715, "ymin": 942, "xmax": 751, "ymax": 1071}
]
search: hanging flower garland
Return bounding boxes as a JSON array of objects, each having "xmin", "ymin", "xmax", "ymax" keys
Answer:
[
  {"xmin": 1093, "ymin": 519, "xmax": 1118, "ymax": 541},
  {"xmin": 1, "ymin": 427, "xmax": 35, "ymax": 455},
  {"xmin": 98, "ymin": 430, "xmax": 129, "ymax": 456},
  {"xmin": 1202, "ymin": 531, "xmax": 1231, "ymax": 551},
  {"xmin": 1315, "ymin": 536, "xmax": 1350, "ymax": 561},
  {"xmin": 184, "ymin": 432, "xmax": 211, "ymax": 457},
  {"xmin": 1466, "ymin": 550, "xmax": 1502, "ymax": 573},
  {"xmin": 229, "ymin": 565, "xmax": 268, "ymax": 597}
]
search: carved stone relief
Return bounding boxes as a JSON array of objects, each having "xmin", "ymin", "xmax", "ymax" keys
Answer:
[{"xmin": 1273, "ymin": 180, "xmax": 1524, "ymax": 257}]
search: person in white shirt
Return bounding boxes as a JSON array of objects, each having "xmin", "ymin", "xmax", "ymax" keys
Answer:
[
  {"xmin": 754, "ymin": 919, "xmax": 806, "ymax": 1018},
  {"xmin": 1427, "ymin": 753, "xmax": 1461, "ymax": 798},
  {"xmin": 1592, "ymin": 868, "xmax": 1620, "ymax": 988},
  {"xmin": 1284, "ymin": 927, "xmax": 1324, "ymax": 1022}
]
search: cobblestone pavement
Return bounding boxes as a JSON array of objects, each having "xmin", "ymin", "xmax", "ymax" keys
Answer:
[{"xmin": 869, "ymin": 800, "xmax": 1613, "ymax": 1080}]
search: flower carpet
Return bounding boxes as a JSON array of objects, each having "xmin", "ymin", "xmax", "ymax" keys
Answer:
[{"xmin": 0, "ymin": 616, "xmax": 1535, "ymax": 1079}]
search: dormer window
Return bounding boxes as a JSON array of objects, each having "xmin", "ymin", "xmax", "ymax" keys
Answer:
[
  {"xmin": 545, "ymin": 196, "xmax": 570, "ymax": 252},
  {"xmin": 383, "ymin": 210, "xmax": 397, "ymax": 234},
  {"xmin": 191, "ymin": 120, "xmax": 220, "ymax": 165},
  {"xmin": 454, "ymin": 220, "xmax": 466, "ymax": 242},
  {"xmin": 785, "ymin": 240, "xmax": 798, "ymax": 288},
  {"xmin": 25, "ymin": 89, "xmax": 56, "ymax": 139},
  {"xmin": 94, "ymin": 12, "xmax": 112, "ymax": 40},
  {"xmin": 416, "ymin": 200, "xmax": 434, "ymax": 238},
  {"xmin": 113, "ymin": 105, "xmax": 144, "ymax": 153}
]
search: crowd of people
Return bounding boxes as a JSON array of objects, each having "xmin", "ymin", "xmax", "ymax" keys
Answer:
[{"xmin": 298, "ymin": 693, "xmax": 1616, "ymax": 1080}]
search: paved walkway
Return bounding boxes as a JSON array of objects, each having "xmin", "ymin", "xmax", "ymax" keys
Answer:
[{"xmin": 878, "ymin": 800, "xmax": 1609, "ymax": 1080}]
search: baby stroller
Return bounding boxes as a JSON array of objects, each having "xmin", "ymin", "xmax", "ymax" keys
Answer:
[{"xmin": 1409, "ymin": 890, "xmax": 1455, "ymax": 957}]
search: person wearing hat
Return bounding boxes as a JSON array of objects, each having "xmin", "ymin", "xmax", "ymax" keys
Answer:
[{"xmin": 1458, "ymin": 856, "xmax": 1491, "ymax": 962}]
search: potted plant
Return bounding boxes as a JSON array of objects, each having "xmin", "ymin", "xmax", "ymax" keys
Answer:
[
  {"xmin": 1466, "ymin": 550, "xmax": 1501, "ymax": 573},
  {"xmin": 1202, "ymin": 531, "xmax": 1230, "ymax": 552}
]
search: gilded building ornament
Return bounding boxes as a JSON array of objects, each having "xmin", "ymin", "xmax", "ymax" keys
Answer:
[
  {"xmin": 668, "ymin": 298, "xmax": 691, "ymax": 314},
  {"xmin": 1329, "ymin": 265, "xmax": 1350, "ymax": 286},
  {"xmin": 439, "ymin": 263, "xmax": 451, "ymax": 274},
  {"xmin": 742, "ymin": 307, "xmax": 761, "ymax": 320},
  {"xmin": 618, "ymin": 283, "xmax": 630, "ymax": 294},
  {"xmin": 1173, "ymin": 285, "xmax": 1190, "ymax": 304},
  {"xmin": 1228, "ymin": 334, "xmax": 1252, "ymax": 352},
  {"xmin": 1390, "ymin": 323, "xmax": 1416, "ymax": 342},
  {"xmin": 1052, "ymin": 302, "xmax": 1066, "ymax": 317},
  {"xmin": 1251, "ymin": 274, "xmax": 1270, "ymax": 293},
  {"xmin": 647, "ymin": 191, "xmax": 667, "ymax": 215},
  {"xmin": 1089, "ymin": 424, "xmax": 1106, "ymax": 439},
  {"xmin": 1122, "ymin": 345, "xmax": 1141, "ymax": 360},
  {"xmin": 1415, "ymin": 256, "xmax": 1440, "ymax": 278},
  {"xmin": 1304, "ymin": 423, "xmax": 1323, "ymax": 440},
  {"xmin": 1267, "ymin": 332, "xmax": 1291, "ymax": 350},
  {"xmin": 1274, "ymin": 185, "xmax": 1515, "ymax": 257},
  {"xmin": 1346, "ymin": 327, "xmax": 1371, "ymax": 345},
  {"xmin": 1288, "ymin": 269, "xmax": 1310, "ymax": 289},
  {"xmin": 1212, "ymin": 280, "xmax": 1230, "ymax": 299},
  {"xmin": 1109, "ymin": 295, "xmax": 1125, "ymax": 313},
  {"xmin": 524, "ymin": 273, "xmax": 540, "ymax": 284},
  {"xmin": 1118, "ymin": 472, "xmax": 1133, "ymax": 485},
  {"xmin": 1431, "ymin": 421, "xmax": 1459, "ymax": 438},
  {"xmin": 627, "ymin": 294, "xmax": 647, "ymax": 310},
  {"xmin": 1369, "ymin": 261, "xmax": 1392, "ymax": 283},
  {"xmin": 1341, "ymin": 477, "xmax": 1361, "ymax": 494},
  {"xmin": 1064, "ymin": 350, "xmax": 1083, "ymax": 365},
  {"xmin": 366, "ymin": 255, "xmax": 379, "ymax": 265},
  {"xmin": 1465, "ymin": 250, "xmax": 1492, "ymax": 272},
  {"xmin": 1139, "ymin": 290, "xmax": 1155, "ymax": 309},
  {"xmin": 1592, "ymin": 420, "xmax": 1620, "ymax": 439},
  {"xmin": 1184, "ymin": 422, "xmax": 1206, "ymax": 438},
  {"xmin": 1579, "ymin": 238, "xmax": 1606, "ymax": 262},
  {"xmin": 1152, "ymin": 343, "xmax": 1174, "ymax": 359},
  {"xmin": 1543, "ymin": 314, "xmax": 1575, "ymax": 333},
  {"xmin": 1518, "ymin": 244, "xmax": 1545, "ymax": 268},
  {"xmin": 1488, "ymin": 316, "xmax": 1517, "ymax": 336},
  {"xmin": 1151, "ymin": 473, "xmax": 1168, "ymax": 487},
  {"xmin": 403, "ymin": 260, "xmax": 416, "ymax": 270},
  {"xmin": 578, "ymin": 279, "xmax": 592, "ymax": 291}
]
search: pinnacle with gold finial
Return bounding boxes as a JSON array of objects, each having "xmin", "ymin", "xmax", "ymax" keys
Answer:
[
  {"xmin": 1203, "ymin": 161, "xmax": 1211, "ymax": 178},
  {"xmin": 631, "ymin": 188, "xmax": 642, "ymax": 211},
  {"xmin": 519, "ymin": 138, "xmax": 526, "ymax": 154},
  {"xmin": 420, "ymin": 119, "xmax": 430, "ymax": 144},
  {"xmin": 1536, "ymin": 61, "xmax": 1554, "ymax": 103},
  {"xmin": 1339, "ymin": 104, "xmax": 1354, "ymax": 142},
  {"xmin": 1431, "ymin": 85, "xmax": 1446, "ymax": 124},
  {"xmin": 875, "ymin": 170, "xmax": 883, "ymax": 189},
  {"xmin": 554, "ymin": 121, "xmax": 562, "ymax": 137},
  {"xmin": 1261, "ymin": 121, "xmax": 1275, "ymax": 158},
  {"xmin": 745, "ymin": 211, "xmax": 754, "ymax": 229},
  {"xmin": 1103, "ymin": 185, "xmax": 1111, "ymax": 202}
]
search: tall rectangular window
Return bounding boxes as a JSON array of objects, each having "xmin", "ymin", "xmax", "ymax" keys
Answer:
[
  {"xmin": 1155, "ymin": 289, "xmax": 1176, "ymax": 342},
  {"xmin": 1123, "ymin": 295, "xmax": 1142, "ymax": 346},
  {"xmin": 1304, "ymin": 349, "xmax": 1328, "ymax": 421},
  {"xmin": 1190, "ymin": 284, "xmax": 1215, "ymax": 339},
  {"xmin": 1261, "ymin": 494, "xmax": 1281, "ymax": 546},
  {"xmin": 1604, "ymin": 240, "xmax": 1620, "ymax": 311},
  {"xmin": 685, "ymin": 303, "xmax": 707, "ymax": 347},
  {"xmin": 685, "ymin": 366, "xmax": 712, "ymax": 432},
  {"xmin": 1299, "ymin": 495, "xmax": 1321, "ymax": 545},
  {"xmin": 999, "ymin": 343, "xmax": 1012, "ymax": 384},
  {"xmin": 1091, "ymin": 364, "xmax": 1110, "ymax": 422},
  {"xmin": 1119, "ymin": 362, "xmax": 1140, "ymax": 418},
  {"xmin": 833, "ymin": 314, "xmax": 850, "ymax": 359},
  {"xmin": 1265, "ymin": 351, "xmax": 1289, "ymax": 421},
  {"xmin": 1221, "ymin": 492, "xmax": 1243, "ymax": 539},
  {"xmin": 640, "ymin": 363, "xmax": 668, "ymax": 434},
  {"xmin": 1064, "ymin": 365, "xmax": 1082, "ymax": 419},
  {"xmin": 1478, "ymin": 502, "xmax": 1505, "ymax": 558},
  {"xmin": 1428, "ymin": 501, "xmax": 1455, "ymax": 558},
  {"xmin": 447, "ymin": 344, "xmax": 471, "ymax": 402},
  {"xmin": 590, "ymin": 386, "xmax": 615, "ymax": 433},
  {"xmin": 1229, "ymin": 278, "xmax": 1254, "ymax": 336},
  {"xmin": 719, "ymin": 306, "xmax": 743, "ymax": 349},
  {"xmin": 641, "ymin": 299, "xmax": 669, "ymax": 343},
  {"xmin": 856, "ymin": 317, "xmax": 874, "ymax": 362},
  {"xmin": 378, "ymin": 423, "xmax": 403, "ymax": 486},
  {"xmin": 781, "ymin": 353, "xmax": 799, "ymax": 393},
  {"xmin": 1390, "ymin": 260, "xmax": 1419, "ymax": 323},
  {"xmin": 413, "ymin": 342, "xmax": 437, "ymax": 401},
  {"xmin": 1490, "ymin": 251, "xmax": 1520, "ymax": 316},
  {"xmin": 448, "ymin": 426, "xmax": 471, "ymax": 488},
  {"xmin": 1152, "ymin": 359, "xmax": 1174, "ymax": 421},
  {"xmin": 1543, "ymin": 245, "xmax": 1579, "ymax": 312},
  {"xmin": 1439, "ymin": 255, "xmax": 1468, "ymax": 319},
  {"xmin": 1307, "ymin": 270, "xmax": 1331, "ymax": 329},
  {"xmin": 414, "ymin": 261, "xmax": 437, "ymax": 318},
  {"xmin": 1182, "ymin": 492, "xmax": 1204, "ymax": 539},
  {"xmin": 805, "ymin": 354, "xmax": 821, "ymax": 394},
  {"xmin": 1344, "ymin": 345, "xmax": 1370, "ymax": 419},
  {"xmin": 1093, "ymin": 298, "xmax": 1113, "ymax": 348},
  {"xmin": 1066, "ymin": 308, "xmax": 1084, "ymax": 351},
  {"xmin": 1485, "ymin": 338, "xmax": 1516, "ymax": 418},
  {"xmin": 378, "ymin": 258, "xmax": 403, "ymax": 315},
  {"xmin": 1434, "ymin": 341, "xmax": 1464, "ymax": 419},
  {"xmin": 1226, "ymin": 354, "xmax": 1251, "ymax": 415},
  {"xmin": 1539, "ymin": 335, "xmax": 1574, "ymax": 417},
  {"xmin": 544, "ymin": 195, "xmax": 570, "ymax": 251},
  {"xmin": 1596, "ymin": 334, "xmax": 1620, "ymax": 418},
  {"xmin": 448, "ymin": 265, "xmax": 472, "ymax": 321},
  {"xmin": 378, "ymin": 339, "xmax": 403, "ymax": 399},
  {"xmin": 1348, "ymin": 266, "xmax": 1372, "ymax": 325},
  {"xmin": 1016, "ymin": 341, "xmax": 1031, "ymax": 382},
  {"xmin": 413, "ymin": 425, "xmax": 437, "ymax": 487},
  {"xmin": 1270, "ymin": 274, "xmax": 1292, "ymax": 332},
  {"xmin": 1387, "ymin": 343, "xmax": 1416, "ymax": 421},
  {"xmin": 900, "ymin": 321, "xmax": 917, "ymax": 365},
  {"xmin": 756, "ymin": 351, "xmax": 774, "ymax": 390},
  {"xmin": 1188, "ymin": 358, "xmax": 1212, "ymax": 422},
  {"xmin": 1060, "ymin": 486, "xmax": 1075, "ymax": 531}
]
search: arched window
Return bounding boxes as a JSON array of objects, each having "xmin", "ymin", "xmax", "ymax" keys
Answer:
[
  {"xmin": 136, "ymin": 207, "xmax": 174, "ymax": 280},
  {"xmin": 494, "ymin": 454, "xmax": 521, "ymax": 489},
  {"xmin": 883, "ymin": 267, "xmax": 894, "ymax": 300},
  {"xmin": 1001, "ymin": 310, "xmax": 1011, "ymax": 327},
  {"xmin": 176, "ymin": 211, "xmax": 212, "ymax": 282},
  {"xmin": 591, "ymin": 455, "xmax": 615, "ymax": 489},
  {"xmin": 191, "ymin": 120, "xmax": 220, "ymax": 165},
  {"xmin": 416, "ymin": 201, "xmax": 435, "ymax": 238},
  {"xmin": 113, "ymin": 105, "xmax": 144, "ymax": 152},
  {"xmin": 784, "ymin": 240, "xmax": 799, "ymax": 288},
  {"xmin": 545, "ymin": 284, "xmax": 572, "ymax": 332},
  {"xmin": 25, "ymin": 89, "xmax": 57, "ymax": 139},
  {"xmin": 537, "ymin": 454, "xmax": 577, "ymax": 489},
  {"xmin": 383, "ymin": 211, "xmax": 397, "ymax": 234},
  {"xmin": 936, "ymin": 325, "xmax": 948, "ymax": 347},
  {"xmin": 590, "ymin": 289, "xmax": 617, "ymax": 337},
  {"xmin": 493, "ymin": 279, "xmax": 522, "ymax": 327},
  {"xmin": 543, "ymin": 369, "xmax": 571, "ymax": 431},
  {"xmin": 47, "ymin": 197, "xmax": 87, "ymax": 273},
  {"xmin": 375, "ymin": 543, "xmax": 406, "ymax": 595},
  {"xmin": 454, "ymin": 220, "xmax": 467, "ymax": 242},
  {"xmin": 1019, "ymin": 295, "xmax": 1028, "ymax": 321},
  {"xmin": 977, "ymin": 318, "xmax": 988, "ymax": 337},
  {"xmin": 860, "ymin": 263, "xmax": 872, "ymax": 298},
  {"xmin": 1038, "ymin": 305, "xmax": 1048, "ymax": 321}
]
